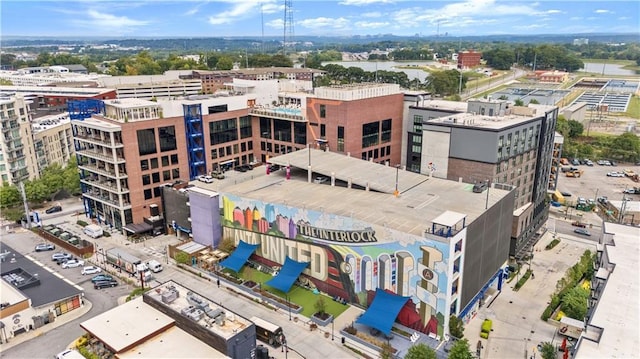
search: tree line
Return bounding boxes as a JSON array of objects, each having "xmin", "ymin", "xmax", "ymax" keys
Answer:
[{"xmin": 484, "ymin": 44, "xmax": 584, "ymax": 71}]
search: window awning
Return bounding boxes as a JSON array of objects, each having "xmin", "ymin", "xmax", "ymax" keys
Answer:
[{"xmin": 123, "ymin": 222, "xmax": 153, "ymax": 234}]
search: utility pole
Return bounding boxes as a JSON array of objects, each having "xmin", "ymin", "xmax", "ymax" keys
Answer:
[{"xmin": 19, "ymin": 182, "xmax": 31, "ymax": 229}]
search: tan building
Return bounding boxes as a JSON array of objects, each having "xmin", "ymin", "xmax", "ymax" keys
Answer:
[
  {"xmin": 0, "ymin": 95, "xmax": 38, "ymax": 183},
  {"xmin": 193, "ymin": 67, "xmax": 324, "ymax": 94},
  {"xmin": 31, "ymin": 113, "xmax": 74, "ymax": 172}
]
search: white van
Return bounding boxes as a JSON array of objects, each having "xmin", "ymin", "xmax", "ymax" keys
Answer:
[
  {"xmin": 56, "ymin": 349, "xmax": 84, "ymax": 359},
  {"xmin": 83, "ymin": 224, "xmax": 103, "ymax": 238},
  {"xmin": 147, "ymin": 259, "xmax": 163, "ymax": 273}
]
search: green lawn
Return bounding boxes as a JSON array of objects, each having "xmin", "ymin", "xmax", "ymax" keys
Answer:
[
  {"xmin": 624, "ymin": 96, "xmax": 640, "ymax": 119},
  {"xmin": 239, "ymin": 267, "xmax": 350, "ymax": 318}
]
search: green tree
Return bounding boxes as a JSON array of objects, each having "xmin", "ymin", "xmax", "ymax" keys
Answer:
[
  {"xmin": 404, "ymin": 343, "xmax": 437, "ymax": 359},
  {"xmin": 561, "ymin": 286, "xmax": 589, "ymax": 320},
  {"xmin": 567, "ymin": 120, "xmax": 584, "ymax": 138},
  {"xmin": 449, "ymin": 315, "xmax": 465, "ymax": 338},
  {"xmin": 63, "ymin": 157, "xmax": 81, "ymax": 195},
  {"xmin": 514, "ymin": 99, "xmax": 524, "ymax": 106},
  {"xmin": 448, "ymin": 338, "xmax": 474, "ymax": 359},
  {"xmin": 174, "ymin": 251, "xmax": 190, "ymax": 265},
  {"xmin": 483, "ymin": 48, "xmax": 515, "ymax": 70},
  {"xmin": 216, "ymin": 56, "xmax": 234, "ymax": 70},
  {"xmin": 611, "ymin": 132, "xmax": 640, "ymax": 162},
  {"xmin": 314, "ymin": 296, "xmax": 327, "ymax": 315},
  {"xmin": 0, "ymin": 182, "xmax": 21, "ymax": 208},
  {"xmin": 540, "ymin": 342, "xmax": 556, "ymax": 359},
  {"xmin": 24, "ymin": 180, "xmax": 50, "ymax": 204},
  {"xmin": 529, "ymin": 99, "xmax": 540, "ymax": 104},
  {"xmin": 426, "ymin": 70, "xmax": 467, "ymax": 96}
]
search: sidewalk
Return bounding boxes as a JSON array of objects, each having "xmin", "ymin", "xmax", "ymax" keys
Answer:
[{"xmin": 0, "ymin": 299, "xmax": 93, "ymax": 352}]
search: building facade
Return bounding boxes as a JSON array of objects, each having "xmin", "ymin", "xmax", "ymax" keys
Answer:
[
  {"xmin": 0, "ymin": 95, "xmax": 38, "ymax": 183},
  {"xmin": 409, "ymin": 99, "xmax": 558, "ymax": 258},
  {"xmin": 457, "ymin": 51, "xmax": 482, "ymax": 69},
  {"xmin": 32, "ymin": 113, "xmax": 75, "ymax": 172}
]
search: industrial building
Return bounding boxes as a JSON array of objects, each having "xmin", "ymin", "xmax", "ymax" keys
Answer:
[
  {"xmin": 176, "ymin": 149, "xmax": 515, "ymax": 337},
  {"xmin": 407, "ymin": 98, "xmax": 559, "ymax": 259},
  {"xmin": 79, "ymin": 281, "xmax": 256, "ymax": 358}
]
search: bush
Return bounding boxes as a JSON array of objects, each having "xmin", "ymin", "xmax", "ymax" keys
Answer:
[
  {"xmin": 545, "ymin": 239, "xmax": 560, "ymax": 250},
  {"xmin": 514, "ymin": 269, "xmax": 532, "ymax": 290},
  {"xmin": 103, "ymin": 231, "xmax": 111, "ymax": 237},
  {"xmin": 77, "ymin": 220, "xmax": 88, "ymax": 227},
  {"xmin": 344, "ymin": 325, "xmax": 357, "ymax": 335}
]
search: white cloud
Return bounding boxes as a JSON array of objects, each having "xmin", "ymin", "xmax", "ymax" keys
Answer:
[
  {"xmin": 339, "ymin": 0, "xmax": 395, "ymax": 5},
  {"xmin": 594, "ymin": 9, "xmax": 612, "ymax": 14},
  {"xmin": 355, "ymin": 21, "xmax": 390, "ymax": 29},
  {"xmin": 297, "ymin": 17, "xmax": 350, "ymax": 30},
  {"xmin": 208, "ymin": 0, "xmax": 278, "ymax": 25},
  {"xmin": 545, "ymin": 9, "xmax": 563, "ymax": 14},
  {"xmin": 266, "ymin": 18, "xmax": 284, "ymax": 29},
  {"xmin": 618, "ymin": 16, "xmax": 631, "ymax": 20},
  {"xmin": 71, "ymin": 9, "xmax": 150, "ymax": 34},
  {"xmin": 361, "ymin": 11, "xmax": 383, "ymax": 18},
  {"xmin": 261, "ymin": 3, "xmax": 284, "ymax": 14},
  {"xmin": 569, "ymin": 16, "xmax": 583, "ymax": 21}
]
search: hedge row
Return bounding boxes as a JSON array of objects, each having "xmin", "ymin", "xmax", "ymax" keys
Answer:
[
  {"xmin": 514, "ymin": 269, "xmax": 532, "ymax": 291},
  {"xmin": 545, "ymin": 238, "xmax": 560, "ymax": 250}
]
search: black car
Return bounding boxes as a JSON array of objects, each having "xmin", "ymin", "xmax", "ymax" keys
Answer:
[
  {"xmin": 91, "ymin": 274, "xmax": 114, "ymax": 283},
  {"xmin": 45, "ymin": 205, "xmax": 62, "ymax": 214},
  {"xmin": 94, "ymin": 279, "xmax": 118, "ymax": 289},
  {"xmin": 472, "ymin": 182, "xmax": 488, "ymax": 193}
]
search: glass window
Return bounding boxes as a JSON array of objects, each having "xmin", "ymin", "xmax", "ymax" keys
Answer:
[
  {"xmin": 158, "ymin": 126, "xmax": 177, "ymax": 152},
  {"xmin": 163, "ymin": 170, "xmax": 171, "ymax": 181},
  {"xmin": 161, "ymin": 156, "xmax": 169, "ymax": 167},
  {"xmin": 320, "ymin": 104, "xmax": 326, "ymax": 118},
  {"xmin": 154, "ymin": 187, "xmax": 162, "ymax": 197},
  {"xmin": 320, "ymin": 124, "xmax": 326, "ymax": 137},
  {"xmin": 144, "ymin": 189, "xmax": 152, "ymax": 200},
  {"xmin": 337, "ymin": 126, "xmax": 344, "ymax": 152},
  {"xmin": 210, "ymin": 119, "xmax": 238, "ymax": 145},
  {"xmin": 142, "ymin": 174, "xmax": 150, "ymax": 185},
  {"xmin": 273, "ymin": 119, "xmax": 292, "ymax": 142},
  {"xmin": 294, "ymin": 122, "xmax": 307, "ymax": 145},
  {"xmin": 140, "ymin": 159, "xmax": 149, "ymax": 171},
  {"xmin": 152, "ymin": 172, "xmax": 160, "ymax": 183},
  {"xmin": 381, "ymin": 119, "xmax": 392, "ymax": 143},
  {"xmin": 172, "ymin": 168, "xmax": 180, "ymax": 179},
  {"xmin": 150, "ymin": 158, "xmax": 159, "ymax": 169},
  {"xmin": 211, "ymin": 149, "xmax": 218, "ymax": 159},
  {"xmin": 260, "ymin": 117, "xmax": 271, "ymax": 139},
  {"xmin": 137, "ymin": 129, "xmax": 156, "ymax": 156},
  {"xmin": 170, "ymin": 154, "xmax": 178, "ymax": 164},
  {"xmin": 239, "ymin": 116, "xmax": 252, "ymax": 139},
  {"xmin": 362, "ymin": 121, "xmax": 379, "ymax": 148}
]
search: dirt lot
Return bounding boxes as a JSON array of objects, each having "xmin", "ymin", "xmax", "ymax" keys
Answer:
[{"xmin": 555, "ymin": 162, "xmax": 640, "ymax": 203}]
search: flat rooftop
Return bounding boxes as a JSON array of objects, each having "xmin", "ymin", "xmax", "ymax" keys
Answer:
[
  {"xmin": 575, "ymin": 223, "xmax": 640, "ymax": 358},
  {"xmin": 144, "ymin": 281, "xmax": 252, "ymax": 340},
  {"xmin": 117, "ymin": 325, "xmax": 229, "ymax": 359},
  {"xmin": 211, "ymin": 149, "xmax": 512, "ymax": 238},
  {"xmin": 80, "ymin": 297, "xmax": 175, "ymax": 353},
  {"xmin": 427, "ymin": 106, "xmax": 551, "ymax": 130},
  {"xmin": 103, "ymin": 98, "xmax": 160, "ymax": 109}
]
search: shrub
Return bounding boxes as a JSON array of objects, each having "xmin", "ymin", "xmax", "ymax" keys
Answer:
[
  {"xmin": 545, "ymin": 239, "xmax": 560, "ymax": 250},
  {"xmin": 344, "ymin": 325, "xmax": 358, "ymax": 335},
  {"xmin": 514, "ymin": 269, "xmax": 532, "ymax": 290},
  {"xmin": 77, "ymin": 220, "xmax": 88, "ymax": 227},
  {"xmin": 103, "ymin": 231, "xmax": 111, "ymax": 237}
]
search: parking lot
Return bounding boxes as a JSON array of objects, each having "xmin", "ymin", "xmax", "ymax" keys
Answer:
[{"xmin": 555, "ymin": 161, "xmax": 640, "ymax": 204}]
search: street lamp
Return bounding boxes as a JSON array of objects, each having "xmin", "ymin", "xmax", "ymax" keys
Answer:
[
  {"xmin": 216, "ymin": 263, "xmax": 220, "ymax": 288},
  {"xmin": 331, "ymin": 317, "xmax": 335, "ymax": 341},
  {"xmin": 287, "ymin": 295, "xmax": 292, "ymax": 320},
  {"xmin": 394, "ymin": 164, "xmax": 400, "ymax": 197}
]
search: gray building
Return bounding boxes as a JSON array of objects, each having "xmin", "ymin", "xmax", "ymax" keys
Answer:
[{"xmin": 408, "ymin": 98, "xmax": 558, "ymax": 259}]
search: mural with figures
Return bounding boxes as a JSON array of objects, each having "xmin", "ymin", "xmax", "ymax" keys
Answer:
[{"xmin": 221, "ymin": 194, "xmax": 458, "ymax": 336}]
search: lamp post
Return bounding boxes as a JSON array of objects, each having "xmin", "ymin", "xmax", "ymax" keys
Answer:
[
  {"xmin": 216, "ymin": 263, "xmax": 220, "ymax": 288},
  {"xmin": 394, "ymin": 164, "xmax": 400, "ymax": 197},
  {"xmin": 287, "ymin": 295, "xmax": 292, "ymax": 320},
  {"xmin": 331, "ymin": 317, "xmax": 335, "ymax": 341}
]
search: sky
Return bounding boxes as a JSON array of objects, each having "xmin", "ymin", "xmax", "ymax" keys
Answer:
[{"xmin": 1, "ymin": 0, "xmax": 639, "ymax": 38}]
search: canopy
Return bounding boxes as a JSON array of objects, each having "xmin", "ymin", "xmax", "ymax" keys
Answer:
[
  {"xmin": 265, "ymin": 256, "xmax": 310, "ymax": 293},
  {"xmin": 356, "ymin": 288, "xmax": 411, "ymax": 335},
  {"xmin": 219, "ymin": 240, "xmax": 258, "ymax": 272},
  {"xmin": 123, "ymin": 222, "xmax": 153, "ymax": 234}
]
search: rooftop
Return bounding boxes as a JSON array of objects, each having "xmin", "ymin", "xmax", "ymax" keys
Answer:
[
  {"xmin": 411, "ymin": 99, "xmax": 468, "ymax": 113},
  {"xmin": 143, "ymin": 281, "xmax": 252, "ymax": 340},
  {"xmin": 426, "ymin": 107, "xmax": 550, "ymax": 130},
  {"xmin": 211, "ymin": 149, "xmax": 513, "ymax": 238},
  {"xmin": 80, "ymin": 297, "xmax": 175, "ymax": 353},
  {"xmin": 31, "ymin": 113, "xmax": 71, "ymax": 133},
  {"xmin": 103, "ymin": 98, "xmax": 159, "ymax": 109},
  {"xmin": 575, "ymin": 223, "xmax": 640, "ymax": 358},
  {"xmin": 0, "ymin": 242, "xmax": 83, "ymax": 308}
]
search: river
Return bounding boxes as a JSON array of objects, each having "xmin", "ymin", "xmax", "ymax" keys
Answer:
[
  {"xmin": 321, "ymin": 61, "xmax": 437, "ymax": 82},
  {"xmin": 580, "ymin": 62, "xmax": 639, "ymax": 76}
]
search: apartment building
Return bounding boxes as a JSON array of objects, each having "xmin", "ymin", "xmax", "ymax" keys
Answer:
[
  {"xmin": 31, "ymin": 113, "xmax": 74, "ymax": 172},
  {"xmin": 0, "ymin": 95, "xmax": 38, "ymax": 183},
  {"xmin": 408, "ymin": 98, "xmax": 558, "ymax": 258},
  {"xmin": 0, "ymin": 85, "xmax": 117, "ymax": 113},
  {"xmin": 457, "ymin": 50, "xmax": 482, "ymax": 69},
  {"xmin": 192, "ymin": 67, "xmax": 323, "ymax": 94}
]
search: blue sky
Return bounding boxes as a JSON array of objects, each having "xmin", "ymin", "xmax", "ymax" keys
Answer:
[{"xmin": 2, "ymin": 0, "xmax": 638, "ymax": 38}]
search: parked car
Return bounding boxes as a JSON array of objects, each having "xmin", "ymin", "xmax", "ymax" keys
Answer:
[
  {"xmin": 45, "ymin": 205, "xmax": 62, "ymax": 214},
  {"xmin": 197, "ymin": 175, "xmax": 214, "ymax": 183},
  {"xmin": 51, "ymin": 252, "xmax": 73, "ymax": 262},
  {"xmin": 91, "ymin": 274, "xmax": 114, "ymax": 283},
  {"xmin": 607, "ymin": 172, "xmax": 624, "ymax": 177},
  {"xmin": 572, "ymin": 221, "xmax": 587, "ymax": 228},
  {"xmin": 94, "ymin": 279, "xmax": 118, "ymax": 289},
  {"xmin": 81, "ymin": 266, "xmax": 102, "ymax": 275},
  {"xmin": 585, "ymin": 160, "xmax": 594, "ymax": 166},
  {"xmin": 61, "ymin": 259, "xmax": 85, "ymax": 269},
  {"xmin": 35, "ymin": 243, "xmax": 55, "ymax": 252},
  {"xmin": 472, "ymin": 182, "xmax": 488, "ymax": 193},
  {"xmin": 570, "ymin": 159, "xmax": 580, "ymax": 166},
  {"xmin": 560, "ymin": 191, "xmax": 572, "ymax": 197},
  {"xmin": 574, "ymin": 228, "xmax": 591, "ymax": 236}
]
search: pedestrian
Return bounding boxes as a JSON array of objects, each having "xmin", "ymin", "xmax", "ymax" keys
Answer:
[{"xmin": 531, "ymin": 272, "xmax": 535, "ymax": 279}]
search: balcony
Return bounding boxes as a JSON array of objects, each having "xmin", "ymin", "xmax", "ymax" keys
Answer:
[
  {"xmin": 83, "ymin": 191, "xmax": 131, "ymax": 210},
  {"xmin": 78, "ymin": 164, "xmax": 127, "ymax": 179},
  {"xmin": 76, "ymin": 149, "xmax": 125, "ymax": 164},
  {"xmin": 74, "ymin": 134, "xmax": 124, "ymax": 148},
  {"xmin": 1, "ymin": 122, "xmax": 20, "ymax": 132},
  {"xmin": 81, "ymin": 178, "xmax": 130, "ymax": 194},
  {"xmin": 6, "ymin": 154, "xmax": 25, "ymax": 163}
]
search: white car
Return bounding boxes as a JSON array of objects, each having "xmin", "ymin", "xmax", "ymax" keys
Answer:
[
  {"xmin": 81, "ymin": 266, "xmax": 102, "ymax": 275},
  {"xmin": 61, "ymin": 259, "xmax": 85, "ymax": 269},
  {"xmin": 198, "ymin": 175, "xmax": 214, "ymax": 183},
  {"xmin": 607, "ymin": 172, "xmax": 624, "ymax": 177}
]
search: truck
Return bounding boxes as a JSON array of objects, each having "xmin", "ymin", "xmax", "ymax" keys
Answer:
[
  {"xmin": 106, "ymin": 248, "xmax": 143, "ymax": 275},
  {"xmin": 83, "ymin": 224, "xmax": 103, "ymax": 238},
  {"xmin": 566, "ymin": 169, "xmax": 584, "ymax": 178}
]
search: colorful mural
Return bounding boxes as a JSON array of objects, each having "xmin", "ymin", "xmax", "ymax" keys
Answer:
[{"xmin": 221, "ymin": 194, "xmax": 455, "ymax": 336}]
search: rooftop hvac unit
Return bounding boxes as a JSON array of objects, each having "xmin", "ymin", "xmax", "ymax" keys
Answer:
[{"xmin": 161, "ymin": 289, "xmax": 179, "ymax": 304}]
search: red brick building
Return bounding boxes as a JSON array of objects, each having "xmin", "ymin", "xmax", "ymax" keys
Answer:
[{"xmin": 457, "ymin": 51, "xmax": 482, "ymax": 69}]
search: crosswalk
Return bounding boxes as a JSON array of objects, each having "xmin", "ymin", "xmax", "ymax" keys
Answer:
[{"xmin": 139, "ymin": 247, "xmax": 165, "ymax": 259}]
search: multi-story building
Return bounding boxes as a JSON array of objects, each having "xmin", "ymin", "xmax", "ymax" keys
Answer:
[
  {"xmin": 0, "ymin": 85, "xmax": 117, "ymax": 113},
  {"xmin": 409, "ymin": 98, "xmax": 558, "ymax": 259},
  {"xmin": 193, "ymin": 67, "xmax": 323, "ymax": 94},
  {"xmin": 31, "ymin": 113, "xmax": 75, "ymax": 172},
  {"xmin": 457, "ymin": 50, "xmax": 482, "ymax": 69},
  {"xmin": 0, "ymin": 95, "xmax": 38, "ymax": 183},
  {"xmin": 549, "ymin": 132, "xmax": 564, "ymax": 191}
]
